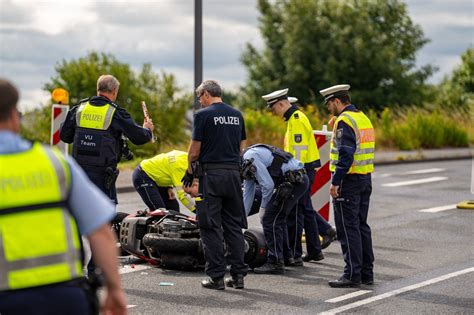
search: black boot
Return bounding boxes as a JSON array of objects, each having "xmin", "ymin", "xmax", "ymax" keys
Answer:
[
  {"xmin": 321, "ymin": 228, "xmax": 337, "ymax": 249},
  {"xmin": 253, "ymin": 262, "xmax": 285, "ymax": 274},
  {"xmin": 201, "ymin": 277, "xmax": 225, "ymax": 290},
  {"xmin": 302, "ymin": 252, "xmax": 324, "ymax": 262},
  {"xmin": 328, "ymin": 277, "xmax": 360, "ymax": 288},
  {"xmin": 225, "ymin": 274, "xmax": 244, "ymax": 289}
]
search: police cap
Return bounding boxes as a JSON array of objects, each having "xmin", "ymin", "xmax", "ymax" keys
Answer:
[
  {"xmin": 262, "ymin": 88, "xmax": 289, "ymax": 108},
  {"xmin": 288, "ymin": 96, "xmax": 298, "ymax": 103},
  {"xmin": 319, "ymin": 84, "xmax": 350, "ymax": 104}
]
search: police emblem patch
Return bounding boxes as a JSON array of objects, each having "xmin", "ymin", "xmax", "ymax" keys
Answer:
[
  {"xmin": 336, "ymin": 129, "xmax": 343, "ymax": 139},
  {"xmin": 294, "ymin": 134, "xmax": 302, "ymax": 143}
]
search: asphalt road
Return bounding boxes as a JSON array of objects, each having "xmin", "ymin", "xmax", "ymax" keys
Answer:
[{"xmin": 114, "ymin": 159, "xmax": 474, "ymax": 314}]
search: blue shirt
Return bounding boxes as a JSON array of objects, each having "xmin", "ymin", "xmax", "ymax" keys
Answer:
[
  {"xmin": 332, "ymin": 104, "xmax": 358, "ymax": 185},
  {"xmin": 0, "ymin": 131, "xmax": 115, "ymax": 236},
  {"xmin": 242, "ymin": 146, "xmax": 303, "ymax": 214},
  {"xmin": 192, "ymin": 102, "xmax": 246, "ymax": 164}
]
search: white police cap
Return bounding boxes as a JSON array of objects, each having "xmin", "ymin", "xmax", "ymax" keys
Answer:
[
  {"xmin": 262, "ymin": 88, "xmax": 289, "ymax": 108},
  {"xmin": 319, "ymin": 84, "xmax": 350, "ymax": 103},
  {"xmin": 288, "ymin": 97, "xmax": 298, "ymax": 103}
]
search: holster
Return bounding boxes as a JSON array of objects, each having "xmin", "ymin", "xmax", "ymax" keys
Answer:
[
  {"xmin": 104, "ymin": 167, "xmax": 119, "ymax": 191},
  {"xmin": 81, "ymin": 277, "xmax": 100, "ymax": 315},
  {"xmin": 284, "ymin": 169, "xmax": 306, "ymax": 185},
  {"xmin": 273, "ymin": 181, "xmax": 294, "ymax": 206}
]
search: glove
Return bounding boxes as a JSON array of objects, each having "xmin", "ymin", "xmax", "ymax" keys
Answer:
[{"xmin": 181, "ymin": 171, "xmax": 194, "ymax": 188}]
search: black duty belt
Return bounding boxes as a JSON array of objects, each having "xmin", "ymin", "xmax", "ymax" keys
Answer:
[{"xmin": 202, "ymin": 163, "xmax": 240, "ymax": 171}]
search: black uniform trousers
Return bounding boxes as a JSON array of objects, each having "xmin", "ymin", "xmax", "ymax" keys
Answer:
[
  {"xmin": 333, "ymin": 174, "xmax": 374, "ymax": 282},
  {"xmin": 132, "ymin": 166, "xmax": 180, "ymax": 211},
  {"xmin": 82, "ymin": 166, "xmax": 117, "ymax": 275},
  {"xmin": 287, "ymin": 168, "xmax": 322, "ymax": 258},
  {"xmin": 0, "ymin": 282, "xmax": 91, "ymax": 315},
  {"xmin": 196, "ymin": 167, "xmax": 248, "ymax": 279},
  {"xmin": 263, "ymin": 174, "xmax": 309, "ymax": 264}
]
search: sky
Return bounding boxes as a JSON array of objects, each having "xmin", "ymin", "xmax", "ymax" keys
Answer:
[{"xmin": 0, "ymin": 0, "xmax": 473, "ymax": 111}]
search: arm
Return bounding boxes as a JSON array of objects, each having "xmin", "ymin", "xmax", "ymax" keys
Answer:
[
  {"xmin": 243, "ymin": 179, "xmax": 256, "ymax": 216},
  {"xmin": 253, "ymin": 159, "xmax": 274, "ymax": 209},
  {"xmin": 59, "ymin": 106, "xmax": 78, "ymax": 143},
  {"xmin": 87, "ymin": 225, "xmax": 127, "ymax": 315},
  {"xmin": 115, "ymin": 108, "xmax": 152, "ymax": 145},
  {"xmin": 187, "ymin": 140, "xmax": 201, "ymax": 173},
  {"xmin": 330, "ymin": 121, "xmax": 356, "ymax": 197}
]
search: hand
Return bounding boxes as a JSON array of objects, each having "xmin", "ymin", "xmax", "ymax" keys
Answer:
[
  {"xmin": 102, "ymin": 287, "xmax": 127, "ymax": 315},
  {"xmin": 181, "ymin": 171, "xmax": 194, "ymax": 188},
  {"xmin": 167, "ymin": 187, "xmax": 176, "ymax": 200},
  {"xmin": 328, "ymin": 116, "xmax": 337, "ymax": 130},
  {"xmin": 143, "ymin": 117, "xmax": 154, "ymax": 132},
  {"xmin": 330, "ymin": 184, "xmax": 339, "ymax": 198}
]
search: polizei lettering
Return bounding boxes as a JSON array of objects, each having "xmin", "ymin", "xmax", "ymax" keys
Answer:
[
  {"xmin": 213, "ymin": 116, "xmax": 240, "ymax": 126},
  {"xmin": 0, "ymin": 170, "xmax": 53, "ymax": 192},
  {"xmin": 83, "ymin": 113, "xmax": 103, "ymax": 122}
]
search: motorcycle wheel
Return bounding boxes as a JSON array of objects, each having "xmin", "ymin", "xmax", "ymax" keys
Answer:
[
  {"xmin": 244, "ymin": 228, "xmax": 268, "ymax": 268},
  {"xmin": 111, "ymin": 212, "xmax": 130, "ymax": 256}
]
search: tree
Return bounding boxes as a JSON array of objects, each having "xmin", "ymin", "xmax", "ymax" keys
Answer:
[
  {"xmin": 37, "ymin": 52, "xmax": 192, "ymax": 154},
  {"xmin": 432, "ymin": 47, "xmax": 474, "ymax": 112},
  {"xmin": 240, "ymin": 0, "xmax": 435, "ymax": 111}
]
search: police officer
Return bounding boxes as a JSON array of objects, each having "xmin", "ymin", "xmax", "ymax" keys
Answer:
[
  {"xmin": 60, "ymin": 74, "xmax": 154, "ymax": 278},
  {"xmin": 242, "ymin": 144, "xmax": 309, "ymax": 274},
  {"xmin": 319, "ymin": 84, "xmax": 375, "ymax": 288},
  {"xmin": 60, "ymin": 74, "xmax": 154, "ymax": 204},
  {"xmin": 288, "ymin": 96, "xmax": 337, "ymax": 250},
  {"xmin": 133, "ymin": 150, "xmax": 196, "ymax": 212},
  {"xmin": 182, "ymin": 80, "xmax": 247, "ymax": 290},
  {"xmin": 0, "ymin": 79, "xmax": 127, "ymax": 314},
  {"xmin": 262, "ymin": 88, "xmax": 325, "ymax": 265}
]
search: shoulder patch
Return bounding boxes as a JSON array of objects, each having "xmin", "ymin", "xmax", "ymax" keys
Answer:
[
  {"xmin": 336, "ymin": 128, "xmax": 343, "ymax": 139},
  {"xmin": 294, "ymin": 134, "xmax": 302, "ymax": 143}
]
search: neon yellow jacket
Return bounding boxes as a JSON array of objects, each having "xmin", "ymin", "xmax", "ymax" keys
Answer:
[
  {"xmin": 0, "ymin": 143, "xmax": 83, "ymax": 291},
  {"xmin": 284, "ymin": 109, "xmax": 321, "ymax": 167},
  {"xmin": 330, "ymin": 111, "xmax": 375, "ymax": 174},
  {"xmin": 140, "ymin": 150, "xmax": 195, "ymax": 211}
]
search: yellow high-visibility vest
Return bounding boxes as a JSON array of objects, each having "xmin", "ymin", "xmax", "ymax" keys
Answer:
[
  {"xmin": 141, "ymin": 150, "xmax": 195, "ymax": 211},
  {"xmin": 76, "ymin": 102, "xmax": 116, "ymax": 130},
  {"xmin": 329, "ymin": 110, "xmax": 375, "ymax": 174},
  {"xmin": 284, "ymin": 109, "xmax": 321, "ymax": 166},
  {"xmin": 0, "ymin": 143, "xmax": 83, "ymax": 291}
]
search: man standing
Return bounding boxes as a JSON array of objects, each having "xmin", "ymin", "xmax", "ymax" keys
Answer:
[
  {"xmin": 60, "ymin": 74, "xmax": 154, "ymax": 204},
  {"xmin": 0, "ymin": 79, "xmax": 127, "ymax": 314},
  {"xmin": 319, "ymin": 84, "xmax": 375, "ymax": 288},
  {"xmin": 262, "ymin": 88, "xmax": 324, "ymax": 265},
  {"xmin": 242, "ymin": 144, "xmax": 309, "ymax": 274},
  {"xmin": 182, "ymin": 80, "xmax": 247, "ymax": 290},
  {"xmin": 60, "ymin": 74, "xmax": 154, "ymax": 278},
  {"xmin": 133, "ymin": 150, "xmax": 196, "ymax": 212}
]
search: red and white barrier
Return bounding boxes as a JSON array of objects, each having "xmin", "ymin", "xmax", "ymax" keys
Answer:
[
  {"xmin": 50, "ymin": 104, "xmax": 69, "ymax": 155},
  {"xmin": 311, "ymin": 126, "xmax": 332, "ymax": 221}
]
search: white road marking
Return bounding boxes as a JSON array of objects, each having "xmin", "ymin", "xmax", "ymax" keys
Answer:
[
  {"xmin": 325, "ymin": 290, "xmax": 372, "ymax": 303},
  {"xmin": 419, "ymin": 204, "xmax": 457, "ymax": 213},
  {"xmin": 119, "ymin": 264, "xmax": 153, "ymax": 274},
  {"xmin": 319, "ymin": 267, "xmax": 474, "ymax": 315},
  {"xmin": 404, "ymin": 168, "xmax": 445, "ymax": 175},
  {"xmin": 127, "ymin": 305, "xmax": 137, "ymax": 309},
  {"xmin": 382, "ymin": 176, "xmax": 448, "ymax": 187}
]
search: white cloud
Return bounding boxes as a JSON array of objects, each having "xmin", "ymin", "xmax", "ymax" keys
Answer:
[{"xmin": 1, "ymin": 0, "xmax": 473, "ymax": 108}]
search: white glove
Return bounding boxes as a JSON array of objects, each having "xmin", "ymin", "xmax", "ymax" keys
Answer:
[{"xmin": 258, "ymin": 207, "xmax": 266, "ymax": 224}]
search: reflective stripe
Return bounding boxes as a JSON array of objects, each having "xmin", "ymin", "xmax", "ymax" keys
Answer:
[
  {"xmin": 0, "ymin": 233, "xmax": 8, "ymax": 289},
  {"xmin": 75, "ymin": 104, "xmax": 85, "ymax": 126},
  {"xmin": 330, "ymin": 159, "xmax": 374, "ymax": 166},
  {"xmin": 339, "ymin": 113, "xmax": 361, "ymax": 151},
  {"xmin": 103, "ymin": 105, "xmax": 115, "ymax": 129},
  {"xmin": 43, "ymin": 148, "xmax": 79, "ymax": 278},
  {"xmin": 292, "ymin": 145, "xmax": 308, "ymax": 160}
]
